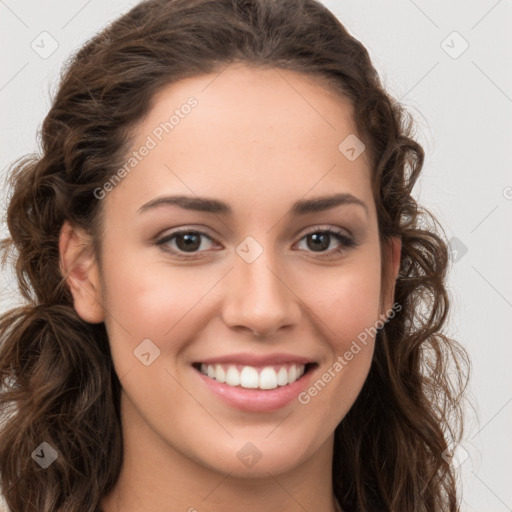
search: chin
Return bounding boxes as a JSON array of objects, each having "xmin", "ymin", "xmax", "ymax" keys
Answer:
[{"xmin": 188, "ymin": 434, "xmax": 321, "ymax": 478}]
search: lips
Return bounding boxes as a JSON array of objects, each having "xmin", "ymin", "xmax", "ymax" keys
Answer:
[
  {"xmin": 195, "ymin": 362, "xmax": 314, "ymax": 389},
  {"xmin": 193, "ymin": 360, "xmax": 319, "ymax": 412},
  {"xmin": 191, "ymin": 352, "xmax": 318, "ymax": 392},
  {"xmin": 192, "ymin": 353, "xmax": 314, "ymax": 389},
  {"xmin": 194, "ymin": 352, "xmax": 316, "ymax": 367}
]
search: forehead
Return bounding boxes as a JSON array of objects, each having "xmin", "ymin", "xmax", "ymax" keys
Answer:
[{"xmin": 106, "ymin": 63, "xmax": 374, "ymax": 219}]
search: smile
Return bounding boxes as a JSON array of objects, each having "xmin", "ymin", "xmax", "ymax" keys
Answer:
[{"xmin": 194, "ymin": 362, "xmax": 314, "ymax": 390}]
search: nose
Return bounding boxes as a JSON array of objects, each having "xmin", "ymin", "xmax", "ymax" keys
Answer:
[{"xmin": 221, "ymin": 248, "xmax": 302, "ymax": 338}]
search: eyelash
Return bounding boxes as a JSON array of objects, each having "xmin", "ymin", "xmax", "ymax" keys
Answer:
[{"xmin": 155, "ymin": 226, "xmax": 358, "ymax": 260}]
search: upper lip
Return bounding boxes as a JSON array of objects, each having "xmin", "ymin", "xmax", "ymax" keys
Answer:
[{"xmin": 193, "ymin": 352, "xmax": 317, "ymax": 366}]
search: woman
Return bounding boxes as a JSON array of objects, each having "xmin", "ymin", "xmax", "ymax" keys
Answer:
[{"xmin": 0, "ymin": 0, "xmax": 470, "ymax": 510}]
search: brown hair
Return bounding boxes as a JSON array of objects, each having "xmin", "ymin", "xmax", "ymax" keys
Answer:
[{"xmin": 0, "ymin": 0, "xmax": 470, "ymax": 510}]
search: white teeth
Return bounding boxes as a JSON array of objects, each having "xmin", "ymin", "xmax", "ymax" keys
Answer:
[
  {"xmin": 240, "ymin": 366, "xmax": 259, "ymax": 388},
  {"xmin": 259, "ymin": 367, "xmax": 278, "ymax": 389},
  {"xmin": 276, "ymin": 367, "xmax": 289, "ymax": 386},
  {"xmin": 225, "ymin": 366, "xmax": 240, "ymax": 386},
  {"xmin": 198, "ymin": 363, "xmax": 307, "ymax": 389},
  {"xmin": 214, "ymin": 364, "xmax": 226, "ymax": 383}
]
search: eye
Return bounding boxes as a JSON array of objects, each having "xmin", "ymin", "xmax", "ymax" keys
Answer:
[
  {"xmin": 155, "ymin": 229, "xmax": 217, "ymax": 256},
  {"xmin": 155, "ymin": 226, "xmax": 358, "ymax": 259},
  {"xmin": 295, "ymin": 227, "xmax": 357, "ymax": 258}
]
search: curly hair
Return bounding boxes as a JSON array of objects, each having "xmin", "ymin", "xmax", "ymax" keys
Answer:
[{"xmin": 0, "ymin": 0, "xmax": 470, "ymax": 510}]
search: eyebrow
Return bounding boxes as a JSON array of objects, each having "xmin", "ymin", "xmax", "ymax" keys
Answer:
[{"xmin": 138, "ymin": 192, "xmax": 368, "ymax": 217}]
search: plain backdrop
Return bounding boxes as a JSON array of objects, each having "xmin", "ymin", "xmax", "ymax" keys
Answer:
[{"xmin": 1, "ymin": 1, "xmax": 511, "ymax": 511}]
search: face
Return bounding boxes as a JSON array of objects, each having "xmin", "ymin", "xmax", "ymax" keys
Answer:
[{"xmin": 60, "ymin": 63, "xmax": 400, "ymax": 479}]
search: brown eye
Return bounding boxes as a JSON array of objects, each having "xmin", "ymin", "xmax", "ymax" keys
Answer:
[
  {"xmin": 296, "ymin": 228, "xmax": 357, "ymax": 258},
  {"xmin": 174, "ymin": 232, "xmax": 202, "ymax": 252},
  {"xmin": 156, "ymin": 230, "xmax": 216, "ymax": 255},
  {"xmin": 305, "ymin": 232, "xmax": 331, "ymax": 251}
]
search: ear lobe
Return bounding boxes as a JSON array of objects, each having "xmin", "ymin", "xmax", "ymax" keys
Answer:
[{"xmin": 59, "ymin": 220, "xmax": 105, "ymax": 324}]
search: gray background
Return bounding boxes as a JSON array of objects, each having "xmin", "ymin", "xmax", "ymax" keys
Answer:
[{"xmin": 1, "ymin": 1, "xmax": 511, "ymax": 510}]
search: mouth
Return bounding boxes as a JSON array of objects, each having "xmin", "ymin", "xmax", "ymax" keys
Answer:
[{"xmin": 191, "ymin": 362, "xmax": 318, "ymax": 390}]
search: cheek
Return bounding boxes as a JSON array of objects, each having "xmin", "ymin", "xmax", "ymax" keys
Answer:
[
  {"xmin": 293, "ymin": 262, "xmax": 382, "ymax": 440},
  {"xmin": 99, "ymin": 250, "xmax": 223, "ymax": 373},
  {"xmin": 101, "ymin": 251, "xmax": 204, "ymax": 330},
  {"xmin": 302, "ymin": 255, "xmax": 382, "ymax": 349}
]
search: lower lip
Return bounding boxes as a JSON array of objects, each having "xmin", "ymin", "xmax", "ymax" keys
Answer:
[{"xmin": 194, "ymin": 365, "xmax": 317, "ymax": 412}]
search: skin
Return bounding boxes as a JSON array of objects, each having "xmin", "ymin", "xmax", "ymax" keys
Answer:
[{"xmin": 59, "ymin": 63, "xmax": 401, "ymax": 512}]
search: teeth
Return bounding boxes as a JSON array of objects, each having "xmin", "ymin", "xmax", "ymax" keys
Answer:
[
  {"xmin": 214, "ymin": 364, "xmax": 226, "ymax": 383},
  {"xmin": 259, "ymin": 367, "xmax": 277, "ymax": 389},
  {"xmin": 240, "ymin": 366, "xmax": 259, "ymax": 388},
  {"xmin": 198, "ymin": 363, "xmax": 306, "ymax": 389},
  {"xmin": 225, "ymin": 366, "xmax": 240, "ymax": 386},
  {"xmin": 276, "ymin": 367, "xmax": 288, "ymax": 386}
]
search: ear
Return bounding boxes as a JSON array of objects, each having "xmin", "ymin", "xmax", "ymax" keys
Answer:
[
  {"xmin": 59, "ymin": 220, "xmax": 105, "ymax": 324},
  {"xmin": 380, "ymin": 236, "xmax": 402, "ymax": 316}
]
